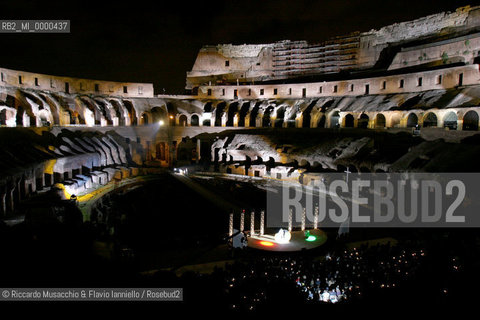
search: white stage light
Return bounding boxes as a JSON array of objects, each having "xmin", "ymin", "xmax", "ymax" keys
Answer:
[{"xmin": 274, "ymin": 228, "xmax": 291, "ymax": 244}]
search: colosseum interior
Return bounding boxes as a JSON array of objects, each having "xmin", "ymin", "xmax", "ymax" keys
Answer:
[{"xmin": 2, "ymin": 3, "xmax": 480, "ymax": 308}]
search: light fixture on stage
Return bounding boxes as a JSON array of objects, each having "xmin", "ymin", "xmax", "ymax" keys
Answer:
[
  {"xmin": 250, "ymin": 211, "xmax": 255, "ymax": 236},
  {"xmin": 259, "ymin": 241, "xmax": 274, "ymax": 247},
  {"xmin": 288, "ymin": 208, "xmax": 293, "ymax": 232},
  {"xmin": 240, "ymin": 210, "xmax": 245, "ymax": 232},
  {"xmin": 229, "ymin": 213, "xmax": 233, "ymax": 237},
  {"xmin": 274, "ymin": 228, "xmax": 291, "ymax": 244},
  {"xmin": 301, "ymin": 207, "xmax": 306, "ymax": 231},
  {"xmin": 158, "ymin": 120, "xmax": 164, "ymax": 126},
  {"xmin": 260, "ymin": 210, "xmax": 265, "ymax": 236},
  {"xmin": 305, "ymin": 230, "xmax": 317, "ymax": 242}
]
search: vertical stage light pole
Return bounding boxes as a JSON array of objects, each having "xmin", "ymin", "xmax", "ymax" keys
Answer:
[
  {"xmin": 301, "ymin": 207, "xmax": 306, "ymax": 231},
  {"xmin": 250, "ymin": 211, "xmax": 255, "ymax": 235},
  {"xmin": 314, "ymin": 205, "xmax": 319, "ymax": 229},
  {"xmin": 229, "ymin": 213, "xmax": 233, "ymax": 237},
  {"xmin": 240, "ymin": 210, "xmax": 245, "ymax": 232},
  {"xmin": 260, "ymin": 210, "xmax": 265, "ymax": 236},
  {"xmin": 288, "ymin": 208, "xmax": 293, "ymax": 232}
]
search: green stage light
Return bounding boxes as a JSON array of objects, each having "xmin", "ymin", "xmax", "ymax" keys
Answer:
[{"xmin": 305, "ymin": 235, "xmax": 317, "ymax": 242}]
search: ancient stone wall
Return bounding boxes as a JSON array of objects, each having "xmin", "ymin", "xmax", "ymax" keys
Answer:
[
  {"xmin": 187, "ymin": 6, "xmax": 480, "ymax": 87},
  {"xmin": 0, "ymin": 67, "xmax": 154, "ymax": 98}
]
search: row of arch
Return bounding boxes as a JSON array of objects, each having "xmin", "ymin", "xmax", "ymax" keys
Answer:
[
  {"xmin": 338, "ymin": 110, "xmax": 479, "ymax": 131},
  {"xmin": 2, "ymin": 92, "xmax": 480, "ymax": 131},
  {"xmin": 185, "ymin": 100, "xmax": 480, "ymax": 131},
  {"xmin": 0, "ymin": 90, "xmax": 139, "ymax": 127}
]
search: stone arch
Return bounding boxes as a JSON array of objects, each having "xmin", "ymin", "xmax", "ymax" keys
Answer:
[
  {"xmin": 226, "ymin": 102, "xmax": 239, "ymax": 127},
  {"xmin": 78, "ymin": 97, "xmax": 102, "ymax": 125},
  {"xmin": 204, "ymin": 102, "xmax": 213, "ymax": 112},
  {"xmin": 389, "ymin": 113, "xmax": 402, "ymax": 128},
  {"xmin": 166, "ymin": 103, "xmax": 176, "ymax": 126},
  {"xmin": 38, "ymin": 93, "xmax": 63, "ymax": 125},
  {"xmin": 21, "ymin": 92, "xmax": 53, "ymax": 127},
  {"xmin": 358, "ymin": 113, "xmax": 369, "ymax": 129},
  {"xmin": 262, "ymin": 105, "xmax": 274, "ymax": 127},
  {"xmin": 191, "ymin": 114, "xmax": 200, "ymax": 126},
  {"xmin": 238, "ymin": 102, "xmax": 250, "ymax": 127},
  {"xmin": 343, "ymin": 114, "xmax": 354, "ymax": 128},
  {"xmin": 140, "ymin": 112, "xmax": 151, "ymax": 125},
  {"xmin": 214, "ymin": 102, "xmax": 226, "ymax": 126},
  {"xmin": 423, "ymin": 112, "xmax": 438, "ymax": 127},
  {"xmin": 151, "ymin": 106, "xmax": 168, "ymax": 123},
  {"xmin": 178, "ymin": 114, "xmax": 188, "ymax": 126},
  {"xmin": 299, "ymin": 159, "xmax": 311, "ymax": 168},
  {"xmin": 406, "ymin": 113, "xmax": 418, "ymax": 127},
  {"xmin": 109, "ymin": 99, "xmax": 127, "ymax": 126},
  {"xmin": 6, "ymin": 94, "xmax": 34, "ymax": 127},
  {"xmin": 375, "ymin": 113, "xmax": 386, "ymax": 128},
  {"xmin": 123, "ymin": 100, "xmax": 138, "ymax": 126},
  {"xmin": 443, "ymin": 111, "xmax": 458, "ymax": 130},
  {"xmin": 274, "ymin": 106, "xmax": 286, "ymax": 128},
  {"xmin": 249, "ymin": 103, "xmax": 260, "ymax": 127},
  {"xmin": 463, "ymin": 110, "xmax": 479, "ymax": 131},
  {"xmin": 93, "ymin": 99, "xmax": 114, "ymax": 125},
  {"xmin": 330, "ymin": 111, "xmax": 340, "ymax": 128},
  {"xmin": 302, "ymin": 100, "xmax": 317, "ymax": 128}
]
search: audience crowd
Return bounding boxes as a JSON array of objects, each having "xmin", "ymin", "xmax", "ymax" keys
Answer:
[{"xmin": 200, "ymin": 242, "xmax": 427, "ymax": 310}]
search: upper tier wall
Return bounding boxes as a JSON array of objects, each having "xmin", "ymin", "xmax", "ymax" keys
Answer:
[
  {"xmin": 196, "ymin": 65, "xmax": 478, "ymax": 100},
  {"xmin": 0, "ymin": 67, "xmax": 154, "ymax": 98},
  {"xmin": 186, "ymin": 6, "xmax": 480, "ymax": 88}
]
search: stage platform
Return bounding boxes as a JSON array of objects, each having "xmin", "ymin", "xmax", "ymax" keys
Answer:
[{"xmin": 247, "ymin": 229, "xmax": 327, "ymax": 251}]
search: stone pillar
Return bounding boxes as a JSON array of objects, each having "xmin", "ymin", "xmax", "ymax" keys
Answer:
[
  {"xmin": 457, "ymin": 119, "xmax": 463, "ymax": 130},
  {"xmin": 296, "ymin": 116, "xmax": 302, "ymax": 128},
  {"xmin": 255, "ymin": 115, "xmax": 262, "ymax": 128},
  {"xmin": 437, "ymin": 118, "xmax": 444, "ymax": 128},
  {"xmin": 368, "ymin": 119, "xmax": 375, "ymax": 129}
]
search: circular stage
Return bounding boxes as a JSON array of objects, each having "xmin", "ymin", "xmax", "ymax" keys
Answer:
[{"xmin": 247, "ymin": 229, "xmax": 327, "ymax": 251}]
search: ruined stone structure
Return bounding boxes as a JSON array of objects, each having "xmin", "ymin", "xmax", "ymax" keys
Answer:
[{"xmin": 3, "ymin": 5, "xmax": 480, "ymax": 218}]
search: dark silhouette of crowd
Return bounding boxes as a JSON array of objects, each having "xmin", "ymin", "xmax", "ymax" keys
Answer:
[{"xmin": 198, "ymin": 242, "xmax": 424, "ymax": 311}]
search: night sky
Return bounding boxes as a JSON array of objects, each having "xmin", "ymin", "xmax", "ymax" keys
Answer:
[{"xmin": 2, "ymin": 0, "xmax": 480, "ymax": 94}]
